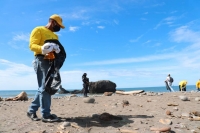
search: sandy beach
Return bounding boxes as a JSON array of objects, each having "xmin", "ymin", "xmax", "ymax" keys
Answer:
[{"xmin": 0, "ymin": 91, "xmax": 200, "ymax": 133}]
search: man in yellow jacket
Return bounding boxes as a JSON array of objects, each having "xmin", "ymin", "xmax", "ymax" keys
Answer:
[
  {"xmin": 196, "ymin": 79, "xmax": 200, "ymax": 91},
  {"xmin": 27, "ymin": 14, "xmax": 65, "ymax": 122},
  {"xmin": 179, "ymin": 80, "xmax": 187, "ymax": 91}
]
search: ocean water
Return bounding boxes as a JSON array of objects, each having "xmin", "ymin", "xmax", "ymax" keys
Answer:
[
  {"xmin": 0, "ymin": 85, "xmax": 196, "ymax": 99},
  {"xmin": 118, "ymin": 85, "xmax": 196, "ymax": 92}
]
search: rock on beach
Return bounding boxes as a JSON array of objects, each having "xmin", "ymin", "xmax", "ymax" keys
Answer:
[{"xmin": 83, "ymin": 97, "xmax": 95, "ymax": 103}]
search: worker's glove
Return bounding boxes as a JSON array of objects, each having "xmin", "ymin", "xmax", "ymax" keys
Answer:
[
  {"xmin": 52, "ymin": 43, "xmax": 60, "ymax": 53},
  {"xmin": 41, "ymin": 43, "xmax": 54, "ymax": 55}
]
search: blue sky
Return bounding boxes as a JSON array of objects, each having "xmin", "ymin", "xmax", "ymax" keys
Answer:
[{"xmin": 1, "ymin": 0, "xmax": 200, "ymax": 90}]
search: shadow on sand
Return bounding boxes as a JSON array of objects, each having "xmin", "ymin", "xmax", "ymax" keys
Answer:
[
  {"xmin": 58, "ymin": 114, "xmax": 154, "ymax": 128},
  {"xmin": 57, "ymin": 114, "xmax": 175, "ymax": 132}
]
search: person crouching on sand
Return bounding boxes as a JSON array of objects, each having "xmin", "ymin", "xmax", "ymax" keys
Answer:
[
  {"xmin": 196, "ymin": 79, "xmax": 200, "ymax": 91},
  {"xmin": 179, "ymin": 80, "xmax": 187, "ymax": 91}
]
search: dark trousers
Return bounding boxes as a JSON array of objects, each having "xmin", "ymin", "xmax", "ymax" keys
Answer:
[
  {"xmin": 83, "ymin": 84, "xmax": 89, "ymax": 97},
  {"xmin": 179, "ymin": 85, "xmax": 186, "ymax": 91}
]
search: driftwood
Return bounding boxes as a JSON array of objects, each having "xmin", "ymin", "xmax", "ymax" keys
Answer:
[
  {"xmin": 118, "ymin": 129, "xmax": 138, "ymax": 133},
  {"xmin": 150, "ymin": 127, "xmax": 171, "ymax": 132},
  {"xmin": 5, "ymin": 91, "xmax": 28, "ymax": 101},
  {"xmin": 190, "ymin": 111, "xmax": 200, "ymax": 117},
  {"xmin": 188, "ymin": 117, "xmax": 200, "ymax": 121},
  {"xmin": 27, "ymin": 130, "xmax": 46, "ymax": 133},
  {"xmin": 71, "ymin": 123, "xmax": 79, "ymax": 128},
  {"xmin": 167, "ymin": 103, "xmax": 179, "ymax": 106},
  {"xmin": 116, "ymin": 90, "xmax": 144, "ymax": 95}
]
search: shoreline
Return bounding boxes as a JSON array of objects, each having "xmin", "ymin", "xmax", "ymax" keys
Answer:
[
  {"xmin": 0, "ymin": 89, "xmax": 199, "ymax": 99},
  {"xmin": 0, "ymin": 85, "xmax": 198, "ymax": 99}
]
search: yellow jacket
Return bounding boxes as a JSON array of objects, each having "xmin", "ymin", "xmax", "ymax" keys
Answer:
[
  {"xmin": 179, "ymin": 80, "xmax": 187, "ymax": 90},
  {"xmin": 196, "ymin": 80, "xmax": 200, "ymax": 89},
  {"xmin": 29, "ymin": 26, "xmax": 58, "ymax": 55}
]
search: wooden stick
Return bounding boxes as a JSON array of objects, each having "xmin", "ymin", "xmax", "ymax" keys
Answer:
[
  {"xmin": 150, "ymin": 127, "xmax": 171, "ymax": 132},
  {"xmin": 188, "ymin": 117, "xmax": 200, "ymax": 121},
  {"xmin": 118, "ymin": 129, "xmax": 138, "ymax": 133},
  {"xmin": 71, "ymin": 123, "xmax": 79, "ymax": 128}
]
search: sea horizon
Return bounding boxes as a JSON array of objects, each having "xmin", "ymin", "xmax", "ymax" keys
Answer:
[{"xmin": 0, "ymin": 85, "xmax": 197, "ymax": 98}]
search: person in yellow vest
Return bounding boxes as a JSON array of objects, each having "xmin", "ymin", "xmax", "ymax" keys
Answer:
[
  {"xmin": 196, "ymin": 79, "xmax": 200, "ymax": 91},
  {"xmin": 27, "ymin": 14, "xmax": 65, "ymax": 122},
  {"xmin": 179, "ymin": 80, "xmax": 187, "ymax": 91}
]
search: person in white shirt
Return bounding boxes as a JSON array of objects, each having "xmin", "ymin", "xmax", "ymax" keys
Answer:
[{"xmin": 165, "ymin": 74, "xmax": 175, "ymax": 92}]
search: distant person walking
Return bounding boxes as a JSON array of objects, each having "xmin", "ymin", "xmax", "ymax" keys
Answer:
[
  {"xmin": 164, "ymin": 74, "xmax": 174, "ymax": 92},
  {"xmin": 196, "ymin": 79, "xmax": 200, "ymax": 91},
  {"xmin": 82, "ymin": 73, "xmax": 89, "ymax": 97},
  {"xmin": 179, "ymin": 80, "xmax": 187, "ymax": 91}
]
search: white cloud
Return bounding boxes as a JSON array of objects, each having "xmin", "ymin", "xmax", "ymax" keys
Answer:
[
  {"xmin": 70, "ymin": 54, "xmax": 80, "ymax": 57},
  {"xmin": 170, "ymin": 26, "xmax": 200, "ymax": 43},
  {"xmin": 164, "ymin": 16, "xmax": 176, "ymax": 21},
  {"xmin": 0, "ymin": 59, "xmax": 33, "ymax": 77},
  {"xmin": 79, "ymin": 48, "xmax": 94, "ymax": 52},
  {"xmin": 151, "ymin": 2, "xmax": 165, "ymax": 7},
  {"xmin": 7, "ymin": 32, "xmax": 30, "ymax": 50},
  {"xmin": 156, "ymin": 45, "xmax": 176, "ymax": 53},
  {"xmin": 143, "ymin": 40, "xmax": 151, "ymax": 44},
  {"xmin": 169, "ymin": 23, "xmax": 200, "ymax": 69},
  {"xmin": 81, "ymin": 21, "xmax": 90, "ymax": 25},
  {"xmin": 97, "ymin": 26, "xmax": 105, "ymax": 29},
  {"xmin": 110, "ymin": 2, "xmax": 124, "ymax": 13},
  {"xmin": 95, "ymin": 21, "xmax": 101, "ymax": 24},
  {"xmin": 170, "ymin": 11, "xmax": 177, "ymax": 14},
  {"xmin": 71, "ymin": 10, "xmax": 88, "ymax": 19},
  {"xmin": 61, "ymin": 9, "xmax": 90, "ymax": 20},
  {"xmin": 152, "ymin": 42, "xmax": 161, "ymax": 47},
  {"xmin": 154, "ymin": 16, "xmax": 178, "ymax": 29},
  {"xmin": 75, "ymin": 54, "xmax": 176, "ymax": 66},
  {"xmin": 13, "ymin": 33, "xmax": 30, "ymax": 42},
  {"xmin": 129, "ymin": 34, "xmax": 144, "ymax": 42},
  {"xmin": 113, "ymin": 19, "xmax": 119, "ymax": 25},
  {"xmin": 69, "ymin": 26, "xmax": 80, "ymax": 32},
  {"xmin": 0, "ymin": 59, "xmax": 36, "ymax": 90},
  {"xmin": 141, "ymin": 18, "xmax": 147, "ymax": 21}
]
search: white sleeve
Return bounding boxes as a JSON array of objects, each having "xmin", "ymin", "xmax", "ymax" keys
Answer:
[{"xmin": 166, "ymin": 77, "xmax": 170, "ymax": 81}]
